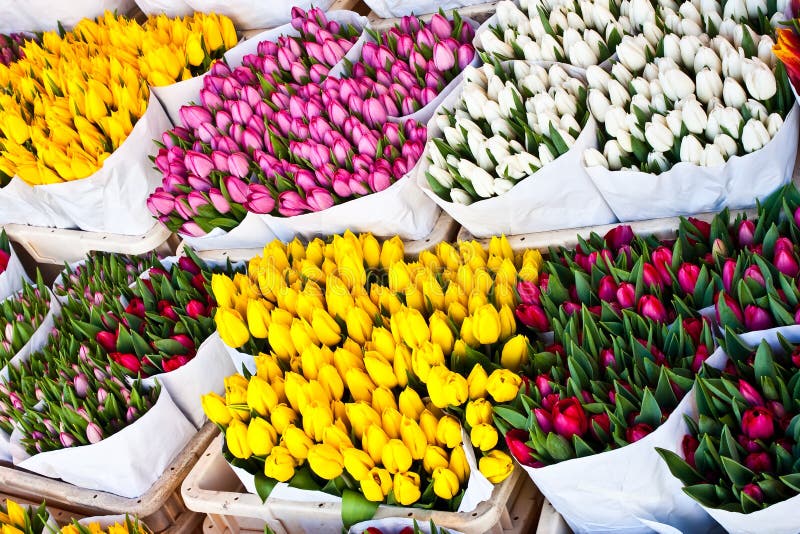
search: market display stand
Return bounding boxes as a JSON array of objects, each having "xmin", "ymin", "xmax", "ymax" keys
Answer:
[
  {"xmin": 0, "ymin": 423, "xmax": 218, "ymax": 533},
  {"xmin": 182, "ymin": 436, "xmax": 541, "ymax": 534}
]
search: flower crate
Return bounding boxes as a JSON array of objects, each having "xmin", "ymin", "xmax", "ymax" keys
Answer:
[
  {"xmin": 177, "ymin": 210, "xmax": 460, "ymax": 262},
  {"xmin": 182, "ymin": 435, "xmax": 542, "ymax": 534},
  {"xmin": 0, "ymin": 423, "xmax": 217, "ymax": 533},
  {"xmin": 535, "ymin": 500, "xmax": 571, "ymax": 534},
  {"xmin": 1, "ymin": 223, "xmax": 177, "ymax": 265}
]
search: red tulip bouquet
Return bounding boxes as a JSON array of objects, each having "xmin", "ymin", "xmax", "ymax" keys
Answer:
[
  {"xmin": 658, "ymin": 329, "xmax": 800, "ymax": 533},
  {"xmin": 495, "ymin": 306, "xmax": 721, "ymax": 532}
]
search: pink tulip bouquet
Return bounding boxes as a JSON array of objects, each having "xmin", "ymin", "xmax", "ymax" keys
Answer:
[
  {"xmin": 346, "ymin": 12, "xmax": 477, "ymax": 118},
  {"xmin": 0, "ymin": 276, "xmax": 51, "ymax": 370},
  {"xmin": 658, "ymin": 332, "xmax": 800, "ymax": 520}
]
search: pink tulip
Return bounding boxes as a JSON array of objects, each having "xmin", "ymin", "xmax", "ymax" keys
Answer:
[
  {"xmin": 794, "ymin": 206, "xmax": 800, "ymax": 229},
  {"xmin": 616, "ymin": 282, "xmax": 636, "ymax": 308},
  {"xmin": 738, "ymin": 379, "xmax": 764, "ymax": 406},
  {"xmin": 399, "ymin": 15, "xmax": 421, "ymax": 34},
  {"xmin": 722, "ymin": 259, "xmax": 736, "ymax": 292},
  {"xmin": 147, "ymin": 189, "xmax": 175, "ymax": 216},
  {"xmin": 305, "ymin": 188, "xmax": 335, "ymax": 212},
  {"xmin": 179, "ymin": 106, "xmax": 212, "ymax": 129},
  {"xmin": 86, "ymin": 423, "xmax": 104, "ymax": 444},
  {"xmin": 278, "ymin": 191, "xmax": 310, "ymax": 217},
  {"xmin": 457, "ymin": 43, "xmax": 475, "ymax": 68},
  {"xmin": 774, "ymin": 249, "xmax": 799, "ymax": 277},
  {"xmin": 743, "ymin": 265, "xmax": 765, "ymax": 286},
  {"xmin": 215, "ymin": 110, "xmax": 233, "ymax": 131},
  {"xmin": 223, "ymin": 176, "xmax": 249, "ymax": 204},
  {"xmin": 209, "ymin": 189, "xmax": 231, "ymax": 214},
  {"xmin": 246, "ymin": 184, "xmax": 275, "ymax": 214},
  {"xmin": 322, "ymin": 40, "xmax": 345, "ymax": 65},
  {"xmin": 179, "ymin": 221, "xmax": 205, "ymax": 237},
  {"xmin": 677, "ymin": 263, "xmax": 700, "ymax": 294},
  {"xmin": 432, "ymin": 41, "xmax": 456, "ymax": 71},
  {"xmin": 187, "ymin": 191, "xmax": 208, "ymax": 214},
  {"xmin": 226, "ymin": 152, "xmax": 250, "ymax": 178},
  {"xmin": 517, "ymin": 281, "xmax": 541, "ymax": 305},
  {"xmin": 428, "ymin": 14, "xmax": 453, "ymax": 39},
  {"xmin": 184, "ymin": 151, "xmax": 214, "ymax": 179},
  {"xmin": 737, "ymin": 219, "xmax": 755, "ymax": 246},
  {"xmin": 638, "ymin": 295, "xmax": 668, "ymax": 322}
]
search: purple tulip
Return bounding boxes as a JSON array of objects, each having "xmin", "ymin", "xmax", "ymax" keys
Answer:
[
  {"xmin": 179, "ymin": 106, "xmax": 212, "ymax": 129},
  {"xmin": 744, "ymin": 305, "xmax": 773, "ymax": 331},
  {"xmin": 534, "ymin": 408, "xmax": 553, "ymax": 433},
  {"xmin": 742, "ymin": 484, "xmax": 764, "ymax": 503}
]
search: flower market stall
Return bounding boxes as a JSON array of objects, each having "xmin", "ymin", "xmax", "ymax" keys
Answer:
[{"xmin": 2, "ymin": 0, "xmax": 800, "ymax": 533}]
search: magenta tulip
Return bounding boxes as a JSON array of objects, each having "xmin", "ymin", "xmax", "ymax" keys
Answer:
[
  {"xmin": 184, "ymin": 151, "xmax": 214, "ymax": 179},
  {"xmin": 677, "ymin": 263, "xmax": 700, "ymax": 294},
  {"xmin": 638, "ymin": 295, "xmax": 668, "ymax": 322},
  {"xmin": 616, "ymin": 282, "xmax": 636, "ymax": 308},
  {"xmin": 517, "ymin": 280, "xmax": 541, "ymax": 305},
  {"xmin": 505, "ymin": 429, "xmax": 537, "ymax": 467},
  {"xmin": 552, "ymin": 398, "xmax": 588, "ymax": 439},
  {"xmin": 515, "ymin": 304, "xmax": 549, "ymax": 331},
  {"xmin": 737, "ymin": 219, "xmax": 755, "ymax": 246},
  {"xmin": 428, "ymin": 14, "xmax": 453, "ymax": 39},
  {"xmin": 744, "ymin": 305, "xmax": 773, "ymax": 331},
  {"xmin": 716, "ymin": 293, "xmax": 744, "ymax": 324},
  {"xmin": 741, "ymin": 407, "xmax": 775, "ymax": 440},
  {"xmin": 604, "ymin": 225, "xmax": 634, "ymax": 251},
  {"xmin": 743, "ymin": 265, "xmax": 765, "ymax": 286},
  {"xmin": 774, "ymin": 249, "xmax": 800, "ymax": 277},
  {"xmin": 722, "ymin": 259, "xmax": 736, "ymax": 292},
  {"xmin": 626, "ymin": 423, "xmax": 653, "ymax": 443}
]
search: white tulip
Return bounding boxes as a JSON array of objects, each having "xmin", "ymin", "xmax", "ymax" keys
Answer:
[
  {"xmin": 498, "ymin": 84, "xmax": 523, "ymax": 118},
  {"xmin": 428, "ymin": 165, "xmax": 454, "ymax": 189},
  {"xmin": 458, "ymin": 159, "xmax": 495, "ymax": 197},
  {"xmin": 663, "ymin": 10, "xmax": 682, "ymax": 33},
  {"xmin": 584, "ymin": 29, "xmax": 605, "ymax": 58},
  {"xmin": 659, "ymin": 69, "xmax": 696, "ymax": 101},
  {"xmin": 493, "ymin": 178, "xmax": 515, "ymax": 195},
  {"xmin": 605, "ymin": 106, "xmax": 630, "ymax": 137},
  {"xmin": 541, "ymin": 34, "xmax": 564, "ymax": 61},
  {"xmin": 656, "ymin": 56, "xmax": 679, "ymax": 73},
  {"xmin": 463, "ymin": 85, "xmax": 489, "ymax": 120},
  {"xmin": 569, "ymin": 40, "xmax": 599, "ymax": 68},
  {"xmin": 649, "ymin": 79, "xmax": 663, "ymax": 97},
  {"xmin": 758, "ymin": 35, "xmax": 776, "ymax": 67},
  {"xmin": 450, "ymin": 188, "xmax": 473, "ymax": 205},
  {"xmin": 770, "ymin": 11, "xmax": 785, "ymax": 28},
  {"xmin": 560, "ymin": 114, "xmax": 582, "ymax": 133},
  {"xmin": 513, "ymin": 62, "xmax": 532, "ymax": 82},
  {"xmin": 722, "ymin": 51, "xmax": 743, "ymax": 82},
  {"xmin": 463, "ymin": 66, "xmax": 487, "ymax": 88},
  {"xmin": 591, "ymin": 4, "xmax": 615, "ymax": 28},
  {"xmin": 741, "ymin": 118, "xmax": 771, "ymax": 152},
  {"xmin": 466, "ymin": 129, "xmax": 487, "ymax": 162},
  {"xmin": 481, "ymin": 31, "xmax": 514, "ymax": 59},
  {"xmin": 491, "ymin": 118, "xmax": 515, "ymax": 138},
  {"xmin": 694, "ymin": 47, "xmax": 722, "ymax": 74},
  {"xmin": 744, "ymin": 99, "xmax": 768, "ymax": 121},
  {"xmin": 680, "ymin": 18, "xmax": 703, "ymax": 36},
  {"xmin": 562, "ymin": 78, "xmax": 586, "ymax": 98},
  {"xmin": 528, "ymin": 13, "xmax": 547, "ymax": 39},
  {"xmin": 642, "ymin": 22, "xmax": 664, "ymax": 47},
  {"xmin": 538, "ymin": 143, "xmax": 556, "ymax": 165},
  {"xmin": 679, "ymin": 1, "xmax": 702, "ymax": 24},
  {"xmin": 699, "ymin": 0, "xmax": 722, "ymax": 15},
  {"xmin": 523, "ymin": 40, "xmax": 543, "ymax": 61},
  {"xmin": 611, "ymin": 63, "xmax": 634, "ymax": 87},
  {"xmin": 515, "ymin": 24, "xmax": 532, "ymax": 40},
  {"xmin": 429, "ymin": 141, "xmax": 447, "ymax": 168},
  {"xmin": 744, "ymin": 65, "xmax": 777, "ymax": 101},
  {"xmin": 645, "ymin": 121, "xmax": 675, "ymax": 152},
  {"xmin": 718, "ymin": 107, "xmax": 744, "ymax": 139},
  {"xmin": 679, "ymin": 36, "xmax": 702, "ymax": 70},
  {"xmin": 643, "ymin": 63, "xmax": 660, "ymax": 81},
  {"xmin": 714, "ymin": 133, "xmax": 738, "ymax": 157},
  {"xmin": 498, "ymin": 152, "xmax": 541, "ymax": 179},
  {"xmin": 443, "ymin": 126, "xmax": 464, "ymax": 147},
  {"xmin": 711, "ymin": 36, "xmax": 735, "ymax": 58},
  {"xmin": 722, "ymin": 0, "xmax": 748, "ymax": 21},
  {"xmin": 662, "ymin": 34, "xmax": 683, "ymax": 64},
  {"xmin": 617, "ymin": 36, "xmax": 648, "ymax": 72},
  {"xmin": 616, "ymin": 129, "xmax": 634, "ymax": 152},
  {"xmin": 700, "ymin": 144, "xmax": 726, "ymax": 166},
  {"xmin": 532, "ymin": 92, "xmax": 557, "ymax": 115},
  {"xmin": 630, "ymin": 95, "xmax": 652, "ymax": 118},
  {"xmin": 496, "ymin": 0, "xmax": 528, "ymax": 27},
  {"xmin": 603, "ymin": 140, "xmax": 626, "ymax": 170},
  {"xmin": 696, "ymin": 69, "xmax": 724, "ymax": 104},
  {"xmin": 456, "ymin": 117, "xmax": 482, "ymax": 134},
  {"xmin": 484, "ymin": 101, "xmax": 502, "ymax": 124},
  {"xmin": 537, "ymin": 111, "xmax": 561, "ymax": 135},
  {"xmin": 567, "ymin": 12, "xmax": 586, "ymax": 31},
  {"xmin": 766, "ymin": 113, "xmax": 784, "ymax": 137},
  {"xmin": 704, "ymin": 12, "xmax": 723, "ymax": 33},
  {"xmin": 608, "ymin": 79, "xmax": 631, "ymax": 108},
  {"xmin": 549, "ymin": 8, "xmax": 568, "ymax": 31},
  {"xmin": 531, "ymin": 64, "xmax": 549, "ymax": 86},
  {"xmin": 733, "ymin": 26, "xmax": 758, "ymax": 50},
  {"xmin": 629, "ymin": 0, "xmax": 657, "ymax": 28},
  {"xmin": 481, "ymin": 64, "xmax": 496, "ymax": 81},
  {"xmin": 529, "ymin": 112, "xmax": 542, "ymax": 134},
  {"xmin": 586, "ymin": 65, "xmax": 611, "ymax": 91},
  {"xmin": 521, "ymin": 73, "xmax": 547, "ymax": 95},
  {"xmin": 679, "ymin": 135, "xmax": 704, "ymax": 163},
  {"xmin": 556, "ymin": 128, "xmax": 576, "ymax": 146},
  {"xmin": 717, "ymin": 19, "xmax": 738, "ymax": 40},
  {"xmin": 555, "ymin": 90, "xmax": 578, "ymax": 116},
  {"xmin": 722, "ymin": 78, "xmax": 748, "ymax": 108},
  {"xmin": 651, "ymin": 93, "xmax": 670, "ymax": 113},
  {"xmin": 584, "ymin": 147, "xmax": 609, "ymax": 168},
  {"xmin": 605, "ymin": 21, "xmax": 626, "ymax": 42},
  {"xmin": 563, "ymin": 28, "xmax": 583, "ymax": 51},
  {"xmin": 746, "ymin": 0, "xmax": 767, "ymax": 18},
  {"xmin": 682, "ymin": 98, "xmax": 708, "ymax": 134},
  {"xmin": 509, "ymin": 139, "xmax": 524, "ymax": 153},
  {"xmin": 487, "ymin": 75, "xmax": 505, "ymax": 101},
  {"xmin": 666, "ymin": 109, "xmax": 684, "ymax": 137},
  {"xmin": 647, "ymin": 151, "xmax": 670, "ymax": 172},
  {"xmin": 705, "ymin": 108, "xmax": 721, "ymax": 140},
  {"xmin": 435, "ymin": 112, "xmax": 451, "ymax": 133},
  {"xmin": 630, "ymin": 77, "xmax": 651, "ymax": 98},
  {"xmin": 548, "ymin": 64, "xmax": 570, "ymax": 87}
]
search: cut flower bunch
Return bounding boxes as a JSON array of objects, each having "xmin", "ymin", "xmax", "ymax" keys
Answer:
[
  {"xmin": 0, "ymin": 499, "xmax": 50, "ymax": 534},
  {"xmin": 0, "ymin": 11, "xmax": 237, "ymax": 186},
  {"xmin": 204, "ymin": 233, "xmax": 542, "ymax": 523}
]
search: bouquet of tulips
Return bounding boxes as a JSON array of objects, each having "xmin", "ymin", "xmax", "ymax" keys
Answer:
[
  {"xmin": 203, "ymin": 234, "xmax": 543, "ymax": 527},
  {"xmin": 0, "ymin": 11, "xmax": 237, "ymax": 234},
  {"xmin": 61, "ymin": 515, "xmax": 152, "ymax": 534},
  {"xmin": 0, "ymin": 499, "xmax": 52, "ymax": 534},
  {"xmin": 53, "ymin": 252, "xmax": 162, "ymax": 306},
  {"xmin": 0, "ymin": 275, "xmax": 54, "ymax": 372},
  {"xmin": 418, "ymin": 60, "xmax": 616, "ymax": 237},
  {"xmin": 658, "ymin": 330, "xmax": 800, "ymax": 533},
  {"xmin": 0, "ymin": 229, "xmax": 29, "ymax": 300}
]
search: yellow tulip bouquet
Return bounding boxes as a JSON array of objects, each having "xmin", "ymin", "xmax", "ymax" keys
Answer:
[
  {"xmin": 0, "ymin": 12, "xmax": 236, "ymax": 188},
  {"xmin": 60, "ymin": 516, "xmax": 151, "ymax": 534},
  {"xmin": 0, "ymin": 499, "xmax": 50, "ymax": 534},
  {"xmin": 203, "ymin": 233, "xmax": 540, "ymax": 525}
]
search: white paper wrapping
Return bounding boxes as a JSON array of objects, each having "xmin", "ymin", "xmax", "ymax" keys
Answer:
[
  {"xmin": 151, "ymin": 75, "xmax": 207, "ymax": 127},
  {"xmin": 520, "ymin": 347, "xmax": 727, "ymax": 534},
  {"xmin": 364, "ymin": 0, "xmax": 488, "ymax": 18},
  {"xmin": 261, "ymin": 172, "xmax": 440, "ymax": 242},
  {"xmin": 349, "ymin": 518, "xmax": 465, "ymax": 534},
  {"xmin": 0, "ymin": 242, "xmax": 30, "ymax": 301},
  {"xmin": 181, "ymin": 212, "xmax": 277, "ymax": 251},
  {"xmin": 0, "ymin": 94, "xmax": 171, "ymax": 235},
  {"xmin": 9, "ymin": 387, "xmax": 195, "ymax": 498},
  {"xmin": 183, "ymin": 0, "xmax": 335, "ymax": 30},
  {"xmin": 226, "ymin": 345, "xmax": 256, "ymax": 375},
  {"xmin": 587, "ymin": 105, "xmax": 800, "ymax": 222},
  {"xmin": 0, "ymin": 0, "xmax": 135, "ymax": 33},
  {"xmin": 140, "ymin": 333, "xmax": 235, "ymax": 429},
  {"xmin": 133, "ymin": 0, "xmax": 193, "ymax": 17},
  {"xmin": 416, "ymin": 63, "xmax": 617, "ymax": 238}
]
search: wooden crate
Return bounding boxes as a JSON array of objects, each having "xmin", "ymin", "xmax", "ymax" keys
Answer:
[{"xmin": 0, "ymin": 424, "xmax": 217, "ymax": 533}]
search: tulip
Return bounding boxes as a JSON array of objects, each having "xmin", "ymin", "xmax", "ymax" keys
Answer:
[
  {"xmin": 551, "ymin": 398, "xmax": 588, "ymax": 439},
  {"xmin": 226, "ymin": 420, "xmax": 252, "ymax": 459},
  {"xmin": 515, "ymin": 304, "xmax": 549, "ymax": 331},
  {"xmin": 744, "ymin": 451, "xmax": 773, "ymax": 473},
  {"xmin": 479, "ymin": 450, "xmax": 514, "ymax": 483},
  {"xmin": 677, "ymin": 263, "xmax": 700, "ymax": 295},
  {"xmin": 393, "ymin": 471, "xmax": 421, "ymax": 506},
  {"xmin": 638, "ymin": 295, "xmax": 668, "ymax": 322},
  {"xmin": 501, "ymin": 335, "xmax": 529, "ymax": 372},
  {"xmin": 744, "ymin": 305, "xmax": 773, "ymax": 331},
  {"xmin": 741, "ymin": 407, "xmax": 774, "ymax": 440},
  {"xmin": 361, "ymin": 467, "xmax": 392, "ymax": 502},
  {"xmin": 264, "ymin": 446, "xmax": 296, "ymax": 483},
  {"xmin": 626, "ymin": 423, "xmax": 653, "ymax": 443},
  {"xmin": 202, "ymin": 392, "xmax": 231, "ymax": 426},
  {"xmin": 307, "ymin": 443, "xmax": 344, "ymax": 480}
]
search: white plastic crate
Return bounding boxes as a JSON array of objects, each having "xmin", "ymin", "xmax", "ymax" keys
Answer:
[
  {"xmin": 178, "ymin": 210, "xmax": 460, "ymax": 262},
  {"xmin": 182, "ymin": 435, "xmax": 542, "ymax": 534},
  {"xmin": 2, "ymin": 223, "xmax": 177, "ymax": 265}
]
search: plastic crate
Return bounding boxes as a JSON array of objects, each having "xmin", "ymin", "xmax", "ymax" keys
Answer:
[
  {"xmin": 1, "ymin": 223, "xmax": 177, "ymax": 265},
  {"xmin": 366, "ymin": 1, "xmax": 497, "ymax": 28},
  {"xmin": 182, "ymin": 435, "xmax": 542, "ymax": 534},
  {"xmin": 177, "ymin": 210, "xmax": 460, "ymax": 263},
  {"xmin": 534, "ymin": 500, "xmax": 571, "ymax": 534},
  {"xmin": 0, "ymin": 423, "xmax": 217, "ymax": 533}
]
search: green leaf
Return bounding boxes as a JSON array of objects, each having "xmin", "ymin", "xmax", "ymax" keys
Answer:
[
  {"xmin": 636, "ymin": 388, "xmax": 663, "ymax": 427},
  {"xmin": 721, "ymin": 457, "xmax": 755, "ymax": 488},
  {"xmin": 683, "ymin": 484, "xmax": 722, "ymax": 508},
  {"xmin": 780, "ymin": 473, "xmax": 800, "ymax": 492},
  {"xmin": 545, "ymin": 433, "xmax": 575, "ymax": 461},
  {"xmin": 342, "ymin": 489, "xmax": 379, "ymax": 528},
  {"xmin": 493, "ymin": 406, "xmax": 528, "ymax": 429},
  {"xmin": 656, "ymin": 448, "xmax": 705, "ymax": 486},
  {"xmin": 255, "ymin": 472, "xmax": 277, "ymax": 502}
]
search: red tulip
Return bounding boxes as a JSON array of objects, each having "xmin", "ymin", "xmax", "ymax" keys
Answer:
[
  {"xmin": 158, "ymin": 300, "xmax": 179, "ymax": 321},
  {"xmin": 515, "ymin": 304, "xmax": 549, "ymax": 331},
  {"xmin": 742, "ymin": 483, "xmax": 764, "ymax": 503},
  {"xmin": 682, "ymin": 317, "xmax": 704, "ymax": 343},
  {"xmin": 111, "ymin": 352, "xmax": 142, "ymax": 374},
  {"xmin": 186, "ymin": 299, "xmax": 208, "ymax": 319},
  {"xmin": 681, "ymin": 435, "xmax": 699, "ymax": 468},
  {"xmin": 715, "ymin": 293, "xmax": 744, "ymax": 324},
  {"xmin": 616, "ymin": 282, "xmax": 636, "ymax": 308},
  {"xmin": 638, "ymin": 295, "xmax": 668, "ymax": 322},
  {"xmin": 124, "ymin": 298, "xmax": 146, "ymax": 319},
  {"xmin": 551, "ymin": 397, "xmax": 588, "ymax": 439},
  {"xmin": 642, "ymin": 263, "xmax": 663, "ymax": 290},
  {"xmin": 0, "ymin": 249, "xmax": 9, "ymax": 273},
  {"xmin": 517, "ymin": 281, "xmax": 541, "ymax": 305},
  {"xmin": 95, "ymin": 331, "xmax": 118, "ymax": 352},
  {"xmin": 741, "ymin": 407, "xmax": 775, "ymax": 440},
  {"xmin": 505, "ymin": 428, "xmax": 537, "ymax": 466},
  {"xmin": 590, "ymin": 412, "xmax": 611, "ymax": 441},
  {"xmin": 171, "ymin": 334, "xmax": 196, "ymax": 352},
  {"xmin": 598, "ymin": 275, "xmax": 618, "ymax": 302},
  {"xmin": 163, "ymin": 355, "xmax": 191, "ymax": 372},
  {"xmin": 600, "ymin": 348, "xmax": 617, "ymax": 369},
  {"xmin": 604, "ymin": 225, "xmax": 634, "ymax": 251},
  {"xmin": 178, "ymin": 256, "xmax": 202, "ymax": 275},
  {"xmin": 691, "ymin": 344, "xmax": 710, "ymax": 373},
  {"xmin": 651, "ymin": 246, "xmax": 673, "ymax": 285},
  {"xmin": 744, "ymin": 451, "xmax": 773, "ymax": 473},
  {"xmin": 626, "ymin": 423, "xmax": 654, "ymax": 443},
  {"xmin": 687, "ymin": 217, "xmax": 711, "ymax": 240}
]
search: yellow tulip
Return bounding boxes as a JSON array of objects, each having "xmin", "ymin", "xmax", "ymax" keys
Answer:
[
  {"xmin": 283, "ymin": 424, "xmax": 314, "ymax": 460},
  {"xmin": 426, "ymin": 366, "xmax": 451, "ymax": 409},
  {"xmin": 501, "ymin": 334, "xmax": 528, "ymax": 372},
  {"xmin": 449, "ymin": 445, "xmax": 471, "ymax": 484},
  {"xmin": 380, "ymin": 236, "xmax": 404, "ymax": 269},
  {"xmin": 467, "ymin": 364, "xmax": 488, "ymax": 399},
  {"xmin": 436, "ymin": 242, "xmax": 461, "ymax": 271},
  {"xmin": 486, "ymin": 369, "xmax": 522, "ymax": 403},
  {"xmin": 312, "ymin": 308, "xmax": 342, "ymax": 347},
  {"xmin": 432, "ymin": 467, "xmax": 461, "ymax": 499},
  {"xmin": 460, "ymin": 316, "xmax": 480, "ymax": 347},
  {"xmin": 290, "ymin": 319, "xmax": 319, "ymax": 355},
  {"xmin": 436, "ymin": 415, "xmax": 463, "ymax": 449},
  {"xmin": 226, "ymin": 419, "xmax": 252, "ymax": 459},
  {"xmin": 489, "ymin": 235, "xmax": 514, "ymax": 260},
  {"xmin": 307, "ymin": 443, "xmax": 344, "ymax": 480},
  {"xmin": 246, "ymin": 375, "xmax": 279, "ymax": 416},
  {"xmin": 493, "ymin": 281, "xmax": 517, "ymax": 308},
  {"xmin": 360, "ymin": 233, "xmax": 381, "ymax": 268},
  {"xmin": 423, "ymin": 445, "xmax": 449, "ymax": 474},
  {"xmin": 345, "ymin": 368, "xmax": 376, "ymax": 403},
  {"xmin": 247, "ymin": 417, "xmax": 277, "ymax": 457},
  {"xmin": 219, "ymin": 14, "xmax": 238, "ymax": 49},
  {"xmin": 479, "ymin": 450, "xmax": 514, "ymax": 483},
  {"xmin": 429, "ymin": 311, "xmax": 455, "ymax": 355},
  {"xmin": 215, "ymin": 308, "xmax": 250, "ymax": 349},
  {"xmin": 317, "ymin": 364, "xmax": 344, "ymax": 401},
  {"xmin": 467, "ymin": 290, "xmax": 488, "ymax": 315},
  {"xmin": 345, "ymin": 306, "xmax": 373, "ymax": 345},
  {"xmin": 186, "ymin": 32, "xmax": 205, "ymax": 66},
  {"xmin": 268, "ymin": 322, "xmax": 296, "ymax": 360},
  {"xmin": 381, "ymin": 407, "xmax": 403, "ymax": 439},
  {"xmin": 448, "ymin": 302, "xmax": 468, "ymax": 326},
  {"xmin": 322, "ymin": 424, "xmax": 353, "ymax": 451},
  {"xmin": 394, "ymin": 344, "xmax": 412, "ymax": 388},
  {"xmin": 302, "ymin": 400, "xmax": 333, "ymax": 442},
  {"xmin": 382, "ymin": 439, "xmax": 413, "ymax": 474},
  {"xmin": 201, "ymin": 392, "xmax": 231, "ymax": 426},
  {"xmin": 361, "ymin": 467, "xmax": 392, "ymax": 502},
  {"xmin": 399, "ymin": 416, "xmax": 427, "ymax": 460},
  {"xmin": 212, "ymin": 274, "xmax": 238, "ymax": 309},
  {"xmin": 472, "ymin": 304, "xmax": 501, "ymax": 345},
  {"xmin": 343, "ymin": 448, "xmax": 375, "ymax": 481},
  {"xmin": 465, "ymin": 399, "xmax": 494, "ymax": 428},
  {"xmin": 499, "ymin": 304, "xmax": 515, "ymax": 340},
  {"xmin": 474, "ymin": 268, "xmax": 494, "ymax": 296},
  {"xmin": 270, "ymin": 404, "xmax": 297, "ymax": 434},
  {"xmin": 5, "ymin": 499, "xmax": 26, "ymax": 528},
  {"xmin": 470, "ymin": 423, "xmax": 499, "ymax": 451},
  {"xmin": 364, "ymin": 352, "xmax": 398, "ymax": 389},
  {"xmin": 419, "ymin": 409, "xmax": 439, "ymax": 445},
  {"xmin": 371, "ymin": 327, "xmax": 395, "ymax": 361},
  {"xmin": 389, "ymin": 261, "xmax": 412, "ymax": 292},
  {"xmin": 346, "ymin": 402, "xmax": 381, "ymax": 439},
  {"xmin": 398, "ymin": 387, "xmax": 424, "ymax": 420},
  {"xmin": 404, "ymin": 286, "xmax": 425, "ymax": 312},
  {"xmin": 363, "ymin": 424, "xmax": 390, "ymax": 464},
  {"xmin": 392, "ymin": 472, "xmax": 421, "ymax": 506},
  {"xmin": 224, "ymin": 374, "xmax": 249, "ymax": 420},
  {"xmin": 264, "ymin": 446, "xmax": 296, "ymax": 482},
  {"xmin": 371, "ymin": 386, "xmax": 398, "ymax": 415}
]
